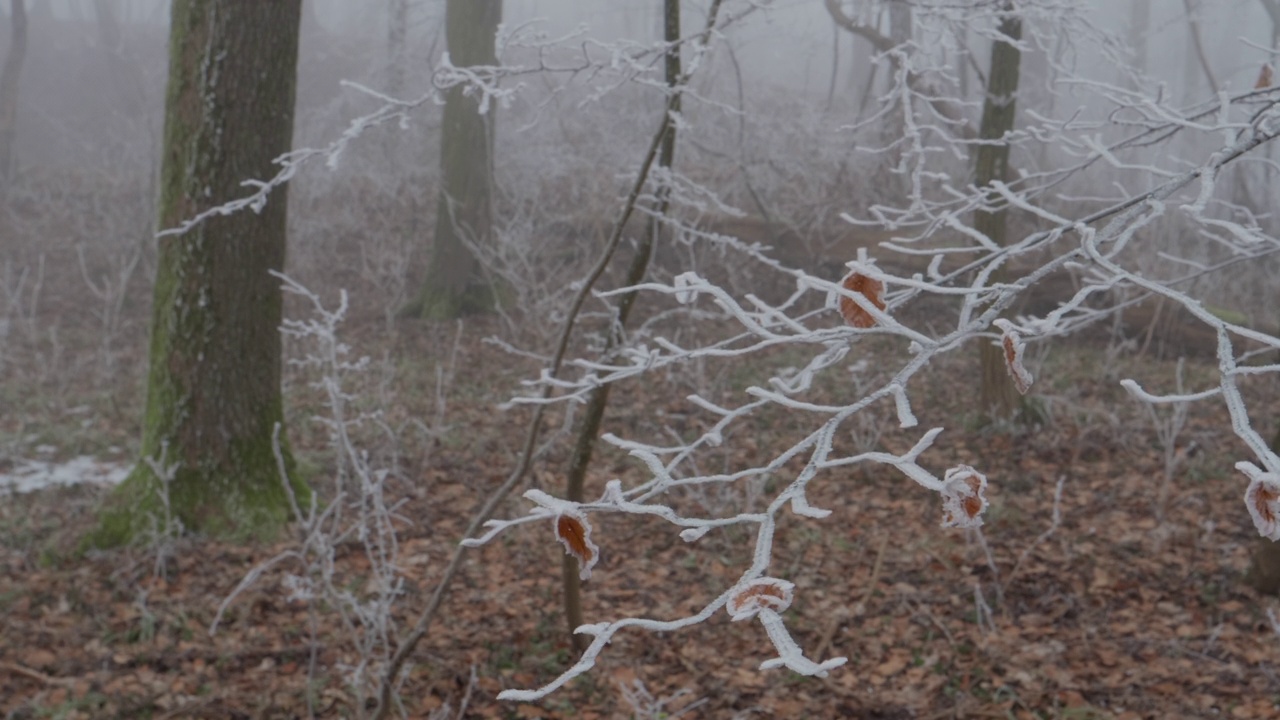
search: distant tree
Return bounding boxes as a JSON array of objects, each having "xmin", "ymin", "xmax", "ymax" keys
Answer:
[
  {"xmin": 1181, "ymin": 0, "xmax": 1219, "ymax": 98},
  {"xmin": 92, "ymin": 0, "xmax": 120, "ymax": 51},
  {"xmin": 1263, "ymin": 0, "xmax": 1280, "ymax": 48},
  {"xmin": 974, "ymin": 8, "xmax": 1024, "ymax": 418},
  {"xmin": 1128, "ymin": 0, "xmax": 1150, "ymax": 76},
  {"xmin": 387, "ymin": 0, "xmax": 408, "ymax": 96},
  {"xmin": 415, "ymin": 0, "xmax": 502, "ymax": 319},
  {"xmin": 0, "ymin": 0, "xmax": 27, "ymax": 186},
  {"xmin": 93, "ymin": 0, "xmax": 306, "ymax": 545}
]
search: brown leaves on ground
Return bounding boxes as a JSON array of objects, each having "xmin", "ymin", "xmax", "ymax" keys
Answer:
[{"xmin": 4, "ymin": 318, "xmax": 1280, "ymax": 719}]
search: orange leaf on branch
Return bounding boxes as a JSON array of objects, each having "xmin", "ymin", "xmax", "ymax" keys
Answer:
[
  {"xmin": 726, "ymin": 577, "xmax": 794, "ymax": 621},
  {"xmin": 1244, "ymin": 471, "xmax": 1280, "ymax": 540},
  {"xmin": 940, "ymin": 465, "xmax": 989, "ymax": 529},
  {"xmin": 555, "ymin": 511, "xmax": 600, "ymax": 580},
  {"xmin": 996, "ymin": 320, "xmax": 1034, "ymax": 395},
  {"xmin": 838, "ymin": 271, "xmax": 886, "ymax": 328}
]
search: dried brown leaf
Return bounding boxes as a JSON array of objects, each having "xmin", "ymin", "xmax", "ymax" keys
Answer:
[
  {"xmin": 555, "ymin": 512, "xmax": 599, "ymax": 580},
  {"xmin": 838, "ymin": 271, "xmax": 886, "ymax": 328},
  {"xmin": 1000, "ymin": 326, "xmax": 1033, "ymax": 395},
  {"xmin": 726, "ymin": 577, "xmax": 794, "ymax": 620}
]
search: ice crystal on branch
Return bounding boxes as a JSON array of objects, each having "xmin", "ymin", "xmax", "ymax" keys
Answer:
[{"xmin": 723, "ymin": 577, "xmax": 845, "ymax": 676}]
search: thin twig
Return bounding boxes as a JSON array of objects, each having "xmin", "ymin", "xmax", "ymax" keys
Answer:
[
  {"xmin": 0, "ymin": 661, "xmax": 76, "ymax": 687},
  {"xmin": 1003, "ymin": 474, "xmax": 1066, "ymax": 593}
]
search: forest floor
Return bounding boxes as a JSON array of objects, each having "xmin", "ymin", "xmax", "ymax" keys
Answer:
[{"xmin": 4, "ymin": 299, "xmax": 1280, "ymax": 720}]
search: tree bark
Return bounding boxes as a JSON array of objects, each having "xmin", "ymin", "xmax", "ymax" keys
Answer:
[
  {"xmin": 0, "ymin": 0, "xmax": 28, "ymax": 185},
  {"xmin": 1181, "ymin": 0, "xmax": 1218, "ymax": 97},
  {"xmin": 387, "ymin": 0, "xmax": 408, "ymax": 96},
  {"xmin": 1128, "ymin": 0, "xmax": 1150, "ymax": 76},
  {"xmin": 975, "ymin": 10, "xmax": 1024, "ymax": 419},
  {"xmin": 93, "ymin": 0, "xmax": 305, "ymax": 545},
  {"xmin": 417, "ymin": 0, "xmax": 501, "ymax": 319}
]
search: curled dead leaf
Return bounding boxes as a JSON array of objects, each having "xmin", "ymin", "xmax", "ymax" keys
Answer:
[
  {"xmin": 940, "ymin": 465, "xmax": 989, "ymax": 529},
  {"xmin": 838, "ymin": 271, "xmax": 885, "ymax": 329},
  {"xmin": 999, "ymin": 326, "xmax": 1034, "ymax": 395},
  {"xmin": 1245, "ymin": 472, "xmax": 1280, "ymax": 541},
  {"xmin": 555, "ymin": 511, "xmax": 599, "ymax": 580},
  {"xmin": 726, "ymin": 577, "xmax": 794, "ymax": 621}
]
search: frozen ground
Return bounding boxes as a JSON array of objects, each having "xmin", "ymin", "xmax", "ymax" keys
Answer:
[{"xmin": 0, "ymin": 454, "xmax": 129, "ymax": 494}]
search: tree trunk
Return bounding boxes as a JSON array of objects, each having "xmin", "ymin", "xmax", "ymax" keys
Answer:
[
  {"xmin": 561, "ymin": 0, "xmax": 690, "ymax": 652},
  {"xmin": 417, "ymin": 0, "xmax": 501, "ymax": 319},
  {"xmin": 975, "ymin": 10, "xmax": 1023, "ymax": 419},
  {"xmin": 92, "ymin": 0, "xmax": 120, "ymax": 51},
  {"xmin": 888, "ymin": 0, "xmax": 912, "ymax": 46},
  {"xmin": 93, "ymin": 0, "xmax": 305, "ymax": 546},
  {"xmin": 1181, "ymin": 0, "xmax": 1218, "ymax": 97},
  {"xmin": 1128, "ymin": 0, "xmax": 1150, "ymax": 76},
  {"xmin": 0, "ymin": 0, "xmax": 28, "ymax": 185},
  {"xmin": 387, "ymin": 0, "xmax": 408, "ymax": 96}
]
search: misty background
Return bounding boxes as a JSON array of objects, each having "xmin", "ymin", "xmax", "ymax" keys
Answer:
[{"xmin": 2, "ymin": 0, "xmax": 1278, "ymax": 383}]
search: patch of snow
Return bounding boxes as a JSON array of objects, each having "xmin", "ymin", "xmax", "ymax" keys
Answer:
[{"xmin": 0, "ymin": 456, "xmax": 130, "ymax": 494}]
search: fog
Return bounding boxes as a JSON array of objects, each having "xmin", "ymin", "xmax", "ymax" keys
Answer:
[
  {"xmin": 2, "ymin": 0, "xmax": 1277, "ymax": 373},
  {"xmin": 7, "ymin": 1, "xmax": 1275, "ymax": 167}
]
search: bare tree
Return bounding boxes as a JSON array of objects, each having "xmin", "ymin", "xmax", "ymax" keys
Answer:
[
  {"xmin": 387, "ymin": 0, "xmax": 408, "ymax": 96},
  {"xmin": 1182, "ymin": 0, "xmax": 1219, "ymax": 97},
  {"xmin": 0, "ymin": 0, "xmax": 27, "ymax": 185},
  {"xmin": 975, "ymin": 8, "xmax": 1024, "ymax": 418},
  {"xmin": 1128, "ymin": 0, "xmax": 1151, "ymax": 76}
]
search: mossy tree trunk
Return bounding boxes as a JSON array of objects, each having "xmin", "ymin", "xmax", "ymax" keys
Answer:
[
  {"xmin": 0, "ymin": 0, "xmax": 28, "ymax": 185},
  {"xmin": 417, "ymin": 0, "xmax": 501, "ymax": 319},
  {"xmin": 93, "ymin": 0, "xmax": 305, "ymax": 546},
  {"xmin": 975, "ymin": 9, "xmax": 1023, "ymax": 420}
]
